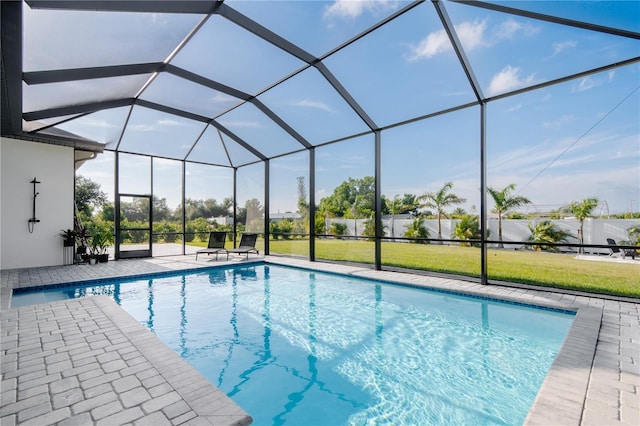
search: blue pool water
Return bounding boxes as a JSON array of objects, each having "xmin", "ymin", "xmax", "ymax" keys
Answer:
[{"xmin": 12, "ymin": 264, "xmax": 574, "ymax": 425}]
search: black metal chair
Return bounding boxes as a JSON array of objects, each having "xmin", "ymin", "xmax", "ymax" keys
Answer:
[
  {"xmin": 607, "ymin": 238, "xmax": 636, "ymax": 260},
  {"xmin": 227, "ymin": 233, "xmax": 259, "ymax": 260},
  {"xmin": 195, "ymin": 231, "xmax": 227, "ymax": 261}
]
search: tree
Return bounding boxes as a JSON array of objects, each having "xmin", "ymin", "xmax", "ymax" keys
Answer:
[
  {"xmin": 418, "ymin": 182, "xmax": 466, "ymax": 242},
  {"xmin": 181, "ymin": 198, "xmax": 204, "ymax": 221},
  {"xmin": 570, "ymin": 197, "xmax": 599, "ymax": 253},
  {"xmin": 628, "ymin": 224, "xmax": 640, "ymax": 246},
  {"xmin": 75, "ymin": 175, "xmax": 107, "ymax": 220},
  {"xmin": 152, "ymin": 196, "xmax": 171, "ymax": 221},
  {"xmin": 317, "ymin": 176, "xmax": 378, "ymax": 236},
  {"xmin": 527, "ymin": 221, "xmax": 574, "ymax": 252},
  {"xmin": 487, "ymin": 184, "xmax": 531, "ymax": 248},
  {"xmin": 329, "ymin": 222, "xmax": 347, "ymax": 238},
  {"xmin": 244, "ymin": 198, "xmax": 264, "ymax": 232},
  {"xmin": 178, "ymin": 197, "xmax": 232, "ymax": 221},
  {"xmin": 119, "ymin": 197, "xmax": 150, "ymax": 222},
  {"xmin": 99, "ymin": 203, "xmax": 115, "ymax": 222},
  {"xmin": 297, "ymin": 176, "xmax": 308, "ymax": 217},
  {"xmin": 453, "ymin": 215, "xmax": 482, "ymax": 247},
  {"xmin": 362, "ymin": 216, "xmax": 386, "ymax": 240},
  {"xmin": 317, "ymin": 176, "xmax": 376, "ymax": 218},
  {"xmin": 386, "ymin": 194, "xmax": 419, "ymax": 238},
  {"xmin": 404, "ymin": 216, "xmax": 430, "ymax": 243},
  {"xmin": 450, "ymin": 207, "xmax": 467, "ymax": 218}
]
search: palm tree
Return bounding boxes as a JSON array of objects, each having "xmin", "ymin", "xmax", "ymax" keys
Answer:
[
  {"xmin": 453, "ymin": 215, "xmax": 483, "ymax": 247},
  {"xmin": 418, "ymin": 182, "xmax": 466, "ymax": 242},
  {"xmin": 487, "ymin": 184, "xmax": 531, "ymax": 248},
  {"xmin": 528, "ymin": 220, "xmax": 574, "ymax": 252},
  {"xmin": 404, "ymin": 215, "xmax": 430, "ymax": 243},
  {"xmin": 385, "ymin": 194, "xmax": 416, "ymax": 239},
  {"xmin": 451, "ymin": 207, "xmax": 467, "ymax": 218},
  {"xmin": 628, "ymin": 224, "xmax": 640, "ymax": 245},
  {"xmin": 570, "ymin": 197, "xmax": 599, "ymax": 253},
  {"xmin": 386, "ymin": 195, "xmax": 403, "ymax": 239}
]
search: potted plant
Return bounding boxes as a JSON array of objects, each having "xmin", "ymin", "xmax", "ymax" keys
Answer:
[
  {"xmin": 90, "ymin": 227, "xmax": 113, "ymax": 263},
  {"xmin": 60, "ymin": 229, "xmax": 76, "ymax": 247}
]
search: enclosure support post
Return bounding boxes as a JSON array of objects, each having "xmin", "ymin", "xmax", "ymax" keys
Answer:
[
  {"xmin": 375, "ymin": 130, "xmax": 382, "ymax": 270},
  {"xmin": 309, "ymin": 148, "xmax": 316, "ymax": 262},
  {"xmin": 232, "ymin": 168, "xmax": 237, "ymax": 248},
  {"xmin": 181, "ymin": 161, "xmax": 186, "ymax": 255},
  {"xmin": 264, "ymin": 159, "xmax": 270, "ymax": 255},
  {"xmin": 480, "ymin": 104, "xmax": 488, "ymax": 284},
  {"xmin": 114, "ymin": 152, "xmax": 121, "ymax": 259}
]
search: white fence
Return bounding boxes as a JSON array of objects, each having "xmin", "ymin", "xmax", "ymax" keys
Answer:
[{"xmin": 325, "ymin": 218, "xmax": 639, "ymax": 254}]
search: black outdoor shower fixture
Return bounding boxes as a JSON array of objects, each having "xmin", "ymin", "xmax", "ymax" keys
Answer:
[{"xmin": 28, "ymin": 177, "xmax": 40, "ymax": 233}]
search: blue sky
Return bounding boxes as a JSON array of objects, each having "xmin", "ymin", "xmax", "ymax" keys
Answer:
[{"xmin": 27, "ymin": 0, "xmax": 638, "ymax": 215}]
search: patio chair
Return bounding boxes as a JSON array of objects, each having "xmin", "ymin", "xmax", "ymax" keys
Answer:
[
  {"xmin": 227, "ymin": 233, "xmax": 259, "ymax": 259},
  {"xmin": 196, "ymin": 231, "xmax": 228, "ymax": 261},
  {"xmin": 607, "ymin": 238, "xmax": 636, "ymax": 260}
]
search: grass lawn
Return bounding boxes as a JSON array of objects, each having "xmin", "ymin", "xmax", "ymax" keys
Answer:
[{"xmin": 265, "ymin": 239, "xmax": 640, "ymax": 298}]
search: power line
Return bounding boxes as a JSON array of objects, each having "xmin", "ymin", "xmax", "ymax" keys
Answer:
[{"xmin": 518, "ymin": 85, "xmax": 639, "ymax": 194}]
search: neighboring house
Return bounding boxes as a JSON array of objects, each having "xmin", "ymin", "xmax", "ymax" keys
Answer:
[
  {"xmin": 270, "ymin": 212, "xmax": 302, "ymax": 222},
  {"xmin": 208, "ymin": 216, "xmax": 234, "ymax": 226}
]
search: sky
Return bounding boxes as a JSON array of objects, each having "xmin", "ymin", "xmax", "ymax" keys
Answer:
[{"xmin": 25, "ymin": 0, "xmax": 639, "ymax": 215}]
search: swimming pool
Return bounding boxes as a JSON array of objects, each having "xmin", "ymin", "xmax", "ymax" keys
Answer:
[{"xmin": 12, "ymin": 263, "xmax": 575, "ymax": 425}]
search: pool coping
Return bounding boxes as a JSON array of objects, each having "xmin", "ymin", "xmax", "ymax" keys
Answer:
[
  {"xmin": 94, "ymin": 296, "xmax": 254, "ymax": 425},
  {"xmin": 1, "ymin": 257, "xmax": 611, "ymax": 425},
  {"xmin": 1, "ymin": 294, "xmax": 253, "ymax": 426}
]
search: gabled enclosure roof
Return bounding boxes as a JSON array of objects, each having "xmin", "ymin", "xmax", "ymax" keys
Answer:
[{"xmin": 2, "ymin": 0, "xmax": 639, "ymax": 168}]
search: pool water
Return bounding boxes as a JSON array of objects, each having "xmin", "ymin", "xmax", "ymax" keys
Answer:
[{"xmin": 12, "ymin": 264, "xmax": 574, "ymax": 425}]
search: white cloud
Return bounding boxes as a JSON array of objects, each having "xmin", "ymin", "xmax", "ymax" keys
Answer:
[
  {"xmin": 513, "ymin": 165, "xmax": 640, "ymax": 214},
  {"xmin": 210, "ymin": 92, "xmax": 239, "ymax": 105},
  {"xmin": 324, "ymin": 0, "xmax": 398, "ymax": 20},
  {"xmin": 82, "ymin": 118, "xmax": 118, "ymax": 128},
  {"xmin": 338, "ymin": 154, "xmax": 368, "ymax": 169},
  {"xmin": 495, "ymin": 19, "xmax": 522, "ymax": 39},
  {"xmin": 573, "ymin": 77, "xmax": 595, "ymax": 92},
  {"xmin": 494, "ymin": 19, "xmax": 539, "ymax": 40},
  {"xmin": 150, "ymin": 13, "xmax": 170, "ymax": 26},
  {"xmin": 407, "ymin": 17, "xmax": 539, "ymax": 62},
  {"xmin": 489, "ymin": 130, "xmax": 638, "ymax": 181},
  {"xmin": 552, "ymin": 40, "xmax": 577, "ymax": 55},
  {"xmin": 543, "ymin": 114, "xmax": 574, "ymax": 128},
  {"xmin": 408, "ymin": 30, "xmax": 450, "ymax": 61},
  {"xmin": 408, "ymin": 19, "xmax": 486, "ymax": 61},
  {"xmin": 220, "ymin": 120, "xmax": 260, "ymax": 128},
  {"xmin": 158, "ymin": 118, "xmax": 184, "ymax": 126},
  {"xmin": 292, "ymin": 99, "xmax": 336, "ymax": 113},
  {"xmin": 129, "ymin": 124, "xmax": 155, "ymax": 132},
  {"xmin": 506, "ymin": 103, "xmax": 522, "ymax": 113},
  {"xmin": 457, "ymin": 19, "xmax": 488, "ymax": 51},
  {"xmin": 487, "ymin": 65, "xmax": 536, "ymax": 96}
]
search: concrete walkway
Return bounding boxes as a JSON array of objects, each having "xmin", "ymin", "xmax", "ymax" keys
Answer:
[{"xmin": 1, "ymin": 255, "xmax": 639, "ymax": 425}]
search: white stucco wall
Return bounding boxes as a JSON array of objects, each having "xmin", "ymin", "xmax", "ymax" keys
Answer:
[{"xmin": 1, "ymin": 137, "xmax": 74, "ymax": 269}]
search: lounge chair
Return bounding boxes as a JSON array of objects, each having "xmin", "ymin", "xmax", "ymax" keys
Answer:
[
  {"xmin": 196, "ymin": 231, "xmax": 228, "ymax": 261},
  {"xmin": 607, "ymin": 238, "xmax": 636, "ymax": 260},
  {"xmin": 227, "ymin": 233, "xmax": 259, "ymax": 259}
]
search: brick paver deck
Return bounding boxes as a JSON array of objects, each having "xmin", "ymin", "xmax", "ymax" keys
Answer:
[{"xmin": 1, "ymin": 255, "xmax": 638, "ymax": 425}]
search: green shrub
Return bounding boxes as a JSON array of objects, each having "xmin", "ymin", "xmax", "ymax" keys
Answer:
[
  {"xmin": 404, "ymin": 217, "xmax": 430, "ymax": 243},
  {"xmin": 329, "ymin": 222, "xmax": 348, "ymax": 237},
  {"xmin": 527, "ymin": 220, "xmax": 574, "ymax": 252},
  {"xmin": 453, "ymin": 215, "xmax": 482, "ymax": 247}
]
